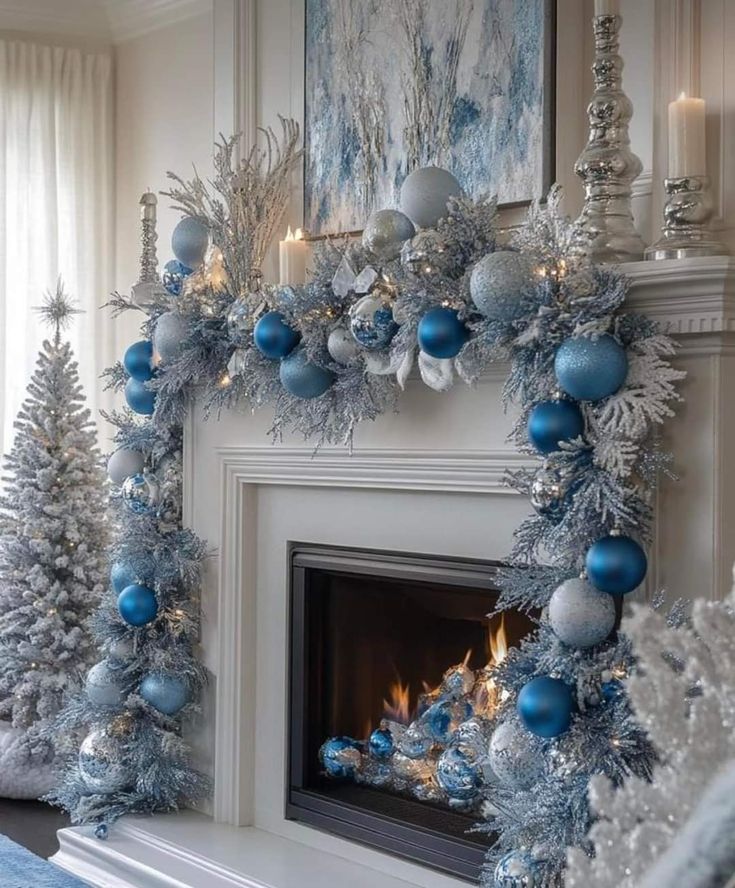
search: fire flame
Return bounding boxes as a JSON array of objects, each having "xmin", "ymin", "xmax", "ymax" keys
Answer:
[
  {"xmin": 488, "ymin": 614, "xmax": 508, "ymax": 666},
  {"xmin": 383, "ymin": 678, "xmax": 412, "ymax": 724}
]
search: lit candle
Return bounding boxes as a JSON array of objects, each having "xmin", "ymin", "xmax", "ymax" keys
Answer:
[
  {"xmin": 594, "ymin": 0, "xmax": 620, "ymax": 15},
  {"xmin": 279, "ymin": 226, "xmax": 307, "ymax": 286},
  {"xmin": 668, "ymin": 92, "xmax": 706, "ymax": 178}
]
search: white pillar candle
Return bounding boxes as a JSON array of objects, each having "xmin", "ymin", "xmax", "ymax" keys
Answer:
[
  {"xmin": 279, "ymin": 226, "xmax": 307, "ymax": 286},
  {"xmin": 668, "ymin": 92, "xmax": 706, "ymax": 178},
  {"xmin": 594, "ymin": 0, "xmax": 620, "ymax": 15}
]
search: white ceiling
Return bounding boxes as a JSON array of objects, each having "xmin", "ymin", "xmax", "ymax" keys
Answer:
[{"xmin": 0, "ymin": 0, "xmax": 211, "ymax": 43}]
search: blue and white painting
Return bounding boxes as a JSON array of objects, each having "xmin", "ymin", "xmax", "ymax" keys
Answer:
[{"xmin": 305, "ymin": 0, "xmax": 553, "ymax": 236}]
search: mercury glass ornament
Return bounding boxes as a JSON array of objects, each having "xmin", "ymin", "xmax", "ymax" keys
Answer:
[
  {"xmin": 400, "ymin": 229, "xmax": 450, "ymax": 276},
  {"xmin": 327, "ymin": 325, "xmax": 361, "ymax": 365},
  {"xmin": 548, "ymin": 578, "xmax": 617, "ymax": 648},
  {"xmin": 392, "ymin": 752, "xmax": 433, "ymax": 782},
  {"xmin": 320, "ymin": 737, "xmax": 362, "ymax": 778},
  {"xmin": 78, "ymin": 727, "xmax": 131, "ymax": 793},
  {"xmin": 470, "ymin": 251, "xmax": 536, "ymax": 322},
  {"xmin": 86, "ymin": 659, "xmax": 126, "ymax": 706},
  {"xmin": 488, "ymin": 719, "xmax": 544, "ymax": 789},
  {"xmin": 121, "ymin": 472, "xmax": 160, "ymax": 516},
  {"xmin": 399, "ymin": 166, "xmax": 462, "ymax": 228},
  {"xmin": 398, "ymin": 723, "xmax": 432, "ymax": 759},
  {"xmin": 435, "ymin": 745, "xmax": 483, "ymax": 801},
  {"xmin": 529, "ymin": 462, "xmax": 575, "ymax": 521},
  {"xmin": 162, "ymin": 259, "xmax": 192, "ymax": 297},
  {"xmin": 494, "ymin": 849, "xmax": 539, "ymax": 888},
  {"xmin": 441, "ymin": 662, "xmax": 475, "ymax": 699},
  {"xmin": 362, "ymin": 209, "xmax": 415, "ymax": 262},
  {"xmin": 368, "ymin": 728, "xmax": 394, "ymax": 760},
  {"xmin": 349, "ymin": 293, "xmax": 399, "ymax": 350}
]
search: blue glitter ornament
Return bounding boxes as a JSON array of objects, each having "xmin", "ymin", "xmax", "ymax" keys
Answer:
[
  {"xmin": 111, "ymin": 553, "xmax": 156, "ymax": 594},
  {"xmin": 517, "ymin": 676, "xmax": 574, "ymax": 739},
  {"xmin": 117, "ymin": 583, "xmax": 158, "ymax": 627},
  {"xmin": 171, "ymin": 217, "xmax": 208, "ymax": 268},
  {"xmin": 417, "ymin": 307, "xmax": 468, "ymax": 359},
  {"xmin": 124, "ymin": 378, "xmax": 156, "ymax": 415},
  {"xmin": 162, "ymin": 259, "xmax": 192, "ymax": 296},
  {"xmin": 279, "ymin": 348, "xmax": 335, "ymax": 399},
  {"xmin": 320, "ymin": 736, "xmax": 362, "ymax": 778},
  {"xmin": 527, "ymin": 399, "xmax": 585, "ymax": 454},
  {"xmin": 554, "ymin": 334, "xmax": 628, "ymax": 401},
  {"xmin": 253, "ymin": 311, "xmax": 300, "ymax": 359},
  {"xmin": 368, "ymin": 728, "xmax": 394, "ymax": 759},
  {"xmin": 435, "ymin": 745, "xmax": 482, "ymax": 801},
  {"xmin": 123, "ymin": 340, "xmax": 154, "ymax": 382},
  {"xmin": 94, "ymin": 823, "xmax": 109, "ymax": 841},
  {"xmin": 586, "ymin": 534, "xmax": 647, "ymax": 595},
  {"xmin": 140, "ymin": 672, "xmax": 189, "ymax": 716},
  {"xmin": 494, "ymin": 849, "xmax": 539, "ymax": 887},
  {"xmin": 349, "ymin": 293, "xmax": 398, "ymax": 350}
]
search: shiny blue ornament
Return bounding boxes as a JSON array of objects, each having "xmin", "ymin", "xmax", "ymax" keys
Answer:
[
  {"xmin": 423, "ymin": 701, "xmax": 453, "ymax": 742},
  {"xmin": 554, "ymin": 334, "xmax": 628, "ymax": 402},
  {"xmin": 320, "ymin": 736, "xmax": 362, "ymax": 778},
  {"xmin": 435, "ymin": 746, "xmax": 483, "ymax": 800},
  {"xmin": 527, "ymin": 399, "xmax": 585, "ymax": 454},
  {"xmin": 123, "ymin": 340, "xmax": 154, "ymax": 382},
  {"xmin": 253, "ymin": 311, "xmax": 300, "ymax": 359},
  {"xmin": 140, "ymin": 672, "xmax": 189, "ymax": 716},
  {"xmin": 494, "ymin": 849, "xmax": 539, "ymax": 887},
  {"xmin": 517, "ymin": 676, "xmax": 574, "ymax": 739},
  {"xmin": 602, "ymin": 679, "xmax": 624, "ymax": 702},
  {"xmin": 124, "ymin": 378, "xmax": 156, "ymax": 415},
  {"xmin": 94, "ymin": 823, "xmax": 109, "ymax": 841},
  {"xmin": 171, "ymin": 217, "xmax": 208, "ymax": 269},
  {"xmin": 368, "ymin": 728, "xmax": 394, "ymax": 759},
  {"xmin": 280, "ymin": 348, "xmax": 335, "ymax": 399},
  {"xmin": 586, "ymin": 534, "xmax": 648, "ymax": 595},
  {"xmin": 117, "ymin": 583, "xmax": 158, "ymax": 627},
  {"xmin": 417, "ymin": 307, "xmax": 468, "ymax": 359},
  {"xmin": 349, "ymin": 294, "xmax": 398, "ymax": 350},
  {"xmin": 162, "ymin": 259, "xmax": 192, "ymax": 296},
  {"xmin": 111, "ymin": 553, "xmax": 156, "ymax": 594}
]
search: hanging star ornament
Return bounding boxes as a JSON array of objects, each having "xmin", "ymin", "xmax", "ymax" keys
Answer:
[{"xmin": 34, "ymin": 280, "xmax": 83, "ymax": 336}]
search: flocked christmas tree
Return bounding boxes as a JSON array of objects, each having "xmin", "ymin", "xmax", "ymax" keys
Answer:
[{"xmin": 0, "ymin": 283, "xmax": 108, "ymax": 798}]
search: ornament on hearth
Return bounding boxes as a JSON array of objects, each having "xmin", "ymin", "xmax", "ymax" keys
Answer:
[
  {"xmin": 400, "ymin": 229, "xmax": 451, "ymax": 276},
  {"xmin": 487, "ymin": 718, "xmax": 544, "ymax": 789},
  {"xmin": 586, "ymin": 534, "xmax": 647, "ymax": 595},
  {"xmin": 162, "ymin": 259, "xmax": 193, "ymax": 297},
  {"xmin": 517, "ymin": 676, "xmax": 574, "ymax": 739},
  {"xmin": 107, "ymin": 448, "xmax": 145, "ymax": 486},
  {"xmin": 86, "ymin": 659, "xmax": 127, "ymax": 707},
  {"xmin": 368, "ymin": 728, "xmax": 394, "ymax": 760},
  {"xmin": 78, "ymin": 727, "xmax": 131, "ymax": 793},
  {"xmin": 470, "ymin": 250, "xmax": 536, "ymax": 323},
  {"xmin": 494, "ymin": 849, "xmax": 539, "ymax": 888},
  {"xmin": 548, "ymin": 577, "xmax": 617, "ymax": 648},
  {"xmin": 554, "ymin": 334, "xmax": 628, "ymax": 402},
  {"xmin": 121, "ymin": 472, "xmax": 160, "ymax": 516},
  {"xmin": 362, "ymin": 209, "xmax": 416, "ymax": 262},
  {"xmin": 527, "ymin": 398, "xmax": 585, "ymax": 454},
  {"xmin": 435, "ymin": 745, "xmax": 483, "ymax": 801},
  {"xmin": 349, "ymin": 292, "xmax": 399, "ymax": 350},
  {"xmin": 117, "ymin": 583, "xmax": 158, "ymax": 627},
  {"xmin": 279, "ymin": 347, "xmax": 335, "ymax": 399},
  {"xmin": 253, "ymin": 311, "xmax": 300, "ymax": 359},
  {"xmin": 320, "ymin": 737, "xmax": 362, "ymax": 778},
  {"xmin": 327, "ymin": 324, "xmax": 361, "ymax": 365},
  {"xmin": 171, "ymin": 217, "xmax": 209, "ymax": 269},
  {"xmin": 399, "ymin": 166, "xmax": 462, "ymax": 229},
  {"xmin": 417, "ymin": 307, "xmax": 468, "ymax": 359},
  {"xmin": 153, "ymin": 310, "xmax": 189, "ymax": 363},
  {"xmin": 140, "ymin": 672, "xmax": 190, "ymax": 716},
  {"xmin": 123, "ymin": 340, "xmax": 154, "ymax": 382},
  {"xmin": 529, "ymin": 461, "xmax": 576, "ymax": 521}
]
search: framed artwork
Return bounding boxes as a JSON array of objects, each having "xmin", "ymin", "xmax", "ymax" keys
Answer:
[{"xmin": 304, "ymin": 0, "xmax": 556, "ymax": 237}]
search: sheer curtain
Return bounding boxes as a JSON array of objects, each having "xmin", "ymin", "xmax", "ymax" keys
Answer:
[{"xmin": 0, "ymin": 38, "xmax": 114, "ymax": 455}]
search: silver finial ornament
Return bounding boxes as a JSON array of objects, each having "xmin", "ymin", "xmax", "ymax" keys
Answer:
[
  {"xmin": 138, "ymin": 192, "xmax": 159, "ymax": 284},
  {"xmin": 573, "ymin": 12, "xmax": 646, "ymax": 263}
]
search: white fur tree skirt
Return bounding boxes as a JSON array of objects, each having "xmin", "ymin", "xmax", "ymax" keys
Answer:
[{"xmin": 0, "ymin": 721, "xmax": 56, "ymax": 800}]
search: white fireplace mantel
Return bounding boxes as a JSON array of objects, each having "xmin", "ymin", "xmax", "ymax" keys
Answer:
[{"xmin": 53, "ymin": 256, "xmax": 735, "ymax": 888}]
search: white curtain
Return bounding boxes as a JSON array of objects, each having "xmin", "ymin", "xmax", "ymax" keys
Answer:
[{"xmin": 0, "ymin": 38, "xmax": 114, "ymax": 455}]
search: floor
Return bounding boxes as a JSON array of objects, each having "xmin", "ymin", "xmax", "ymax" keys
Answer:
[{"xmin": 0, "ymin": 798, "xmax": 69, "ymax": 858}]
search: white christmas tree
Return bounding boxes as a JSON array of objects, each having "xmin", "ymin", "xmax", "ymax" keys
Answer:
[
  {"xmin": 566, "ymin": 581, "xmax": 735, "ymax": 888},
  {"xmin": 0, "ymin": 283, "xmax": 108, "ymax": 798}
]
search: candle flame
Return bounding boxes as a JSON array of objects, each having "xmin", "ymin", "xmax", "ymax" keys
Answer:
[
  {"xmin": 678, "ymin": 91, "xmax": 687, "ymax": 100},
  {"xmin": 285, "ymin": 225, "xmax": 294, "ymax": 241},
  {"xmin": 284, "ymin": 225, "xmax": 304, "ymax": 242}
]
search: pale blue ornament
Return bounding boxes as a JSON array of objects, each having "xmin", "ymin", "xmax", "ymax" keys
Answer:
[
  {"xmin": 153, "ymin": 311, "xmax": 189, "ymax": 363},
  {"xmin": 107, "ymin": 448, "xmax": 144, "ymax": 485},
  {"xmin": 78, "ymin": 728, "xmax": 131, "ymax": 793},
  {"xmin": 494, "ymin": 850, "xmax": 539, "ymax": 888},
  {"xmin": 349, "ymin": 293, "xmax": 398, "ymax": 350},
  {"xmin": 488, "ymin": 719, "xmax": 544, "ymax": 789},
  {"xmin": 435, "ymin": 745, "xmax": 483, "ymax": 800},
  {"xmin": 399, "ymin": 166, "xmax": 462, "ymax": 228},
  {"xmin": 140, "ymin": 672, "xmax": 189, "ymax": 716},
  {"xmin": 171, "ymin": 217, "xmax": 209, "ymax": 269},
  {"xmin": 548, "ymin": 578, "xmax": 617, "ymax": 648},
  {"xmin": 362, "ymin": 209, "xmax": 415, "ymax": 261},
  {"xmin": 327, "ymin": 325, "xmax": 361, "ymax": 364},
  {"xmin": 554, "ymin": 334, "xmax": 628, "ymax": 401},
  {"xmin": 86, "ymin": 660, "xmax": 126, "ymax": 706},
  {"xmin": 280, "ymin": 348, "xmax": 335, "ymax": 399},
  {"xmin": 470, "ymin": 251, "xmax": 536, "ymax": 322},
  {"xmin": 111, "ymin": 552, "xmax": 155, "ymax": 593}
]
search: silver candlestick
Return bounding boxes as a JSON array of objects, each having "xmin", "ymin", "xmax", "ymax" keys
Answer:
[
  {"xmin": 645, "ymin": 176, "xmax": 729, "ymax": 260},
  {"xmin": 574, "ymin": 13, "xmax": 646, "ymax": 263}
]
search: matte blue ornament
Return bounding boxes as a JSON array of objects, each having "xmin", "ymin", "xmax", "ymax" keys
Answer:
[
  {"xmin": 171, "ymin": 217, "xmax": 209, "ymax": 268},
  {"xmin": 517, "ymin": 676, "xmax": 574, "ymax": 739},
  {"xmin": 94, "ymin": 823, "xmax": 109, "ymax": 841},
  {"xmin": 586, "ymin": 534, "xmax": 648, "ymax": 595},
  {"xmin": 111, "ymin": 553, "xmax": 155, "ymax": 594},
  {"xmin": 527, "ymin": 399, "xmax": 585, "ymax": 454},
  {"xmin": 140, "ymin": 672, "xmax": 189, "ymax": 716},
  {"xmin": 253, "ymin": 311, "xmax": 300, "ymax": 359},
  {"xmin": 494, "ymin": 849, "xmax": 539, "ymax": 887},
  {"xmin": 279, "ymin": 347, "xmax": 335, "ymax": 399},
  {"xmin": 554, "ymin": 334, "xmax": 628, "ymax": 402},
  {"xmin": 417, "ymin": 307, "xmax": 468, "ymax": 359},
  {"xmin": 162, "ymin": 259, "xmax": 192, "ymax": 296},
  {"xmin": 123, "ymin": 340, "xmax": 154, "ymax": 382},
  {"xmin": 117, "ymin": 583, "xmax": 158, "ymax": 627},
  {"xmin": 320, "ymin": 736, "xmax": 362, "ymax": 778},
  {"xmin": 368, "ymin": 728, "xmax": 394, "ymax": 759},
  {"xmin": 435, "ymin": 745, "xmax": 483, "ymax": 801},
  {"xmin": 124, "ymin": 378, "xmax": 156, "ymax": 415}
]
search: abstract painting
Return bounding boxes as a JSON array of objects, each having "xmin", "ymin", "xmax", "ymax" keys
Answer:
[{"xmin": 304, "ymin": 0, "xmax": 554, "ymax": 237}]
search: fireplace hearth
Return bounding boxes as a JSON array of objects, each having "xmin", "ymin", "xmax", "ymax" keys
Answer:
[{"xmin": 287, "ymin": 543, "xmax": 535, "ymax": 881}]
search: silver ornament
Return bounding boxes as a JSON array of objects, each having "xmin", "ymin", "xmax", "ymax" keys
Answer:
[
  {"xmin": 78, "ymin": 728, "xmax": 131, "ymax": 793},
  {"xmin": 494, "ymin": 850, "xmax": 539, "ymax": 888},
  {"xmin": 349, "ymin": 293, "xmax": 398, "ymax": 350},
  {"xmin": 327, "ymin": 325, "xmax": 361, "ymax": 365},
  {"xmin": 331, "ymin": 255, "xmax": 358, "ymax": 298},
  {"xmin": 153, "ymin": 311, "xmax": 188, "ymax": 363},
  {"xmin": 86, "ymin": 660, "xmax": 126, "ymax": 707},
  {"xmin": 226, "ymin": 298, "xmax": 252, "ymax": 345},
  {"xmin": 227, "ymin": 348, "xmax": 247, "ymax": 379},
  {"xmin": 121, "ymin": 472, "xmax": 160, "ymax": 516},
  {"xmin": 441, "ymin": 662, "xmax": 475, "ymax": 699},
  {"xmin": 488, "ymin": 719, "xmax": 544, "ymax": 789},
  {"xmin": 548, "ymin": 578, "xmax": 616, "ymax": 648},
  {"xmin": 399, "ymin": 166, "xmax": 462, "ymax": 228},
  {"xmin": 131, "ymin": 281, "xmax": 168, "ymax": 315},
  {"xmin": 107, "ymin": 449, "xmax": 144, "ymax": 485},
  {"xmin": 400, "ymin": 229, "xmax": 451, "ymax": 276},
  {"xmin": 470, "ymin": 251, "xmax": 537, "ymax": 322},
  {"xmin": 362, "ymin": 209, "xmax": 415, "ymax": 262},
  {"xmin": 529, "ymin": 462, "xmax": 575, "ymax": 521},
  {"xmin": 435, "ymin": 744, "xmax": 483, "ymax": 801}
]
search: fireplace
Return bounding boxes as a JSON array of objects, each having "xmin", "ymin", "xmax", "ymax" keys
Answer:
[{"xmin": 287, "ymin": 543, "xmax": 536, "ymax": 881}]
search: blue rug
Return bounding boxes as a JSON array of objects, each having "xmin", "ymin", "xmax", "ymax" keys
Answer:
[{"xmin": 0, "ymin": 834, "xmax": 89, "ymax": 887}]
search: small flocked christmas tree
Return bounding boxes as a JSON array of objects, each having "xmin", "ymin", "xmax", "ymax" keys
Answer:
[{"xmin": 0, "ymin": 283, "xmax": 108, "ymax": 798}]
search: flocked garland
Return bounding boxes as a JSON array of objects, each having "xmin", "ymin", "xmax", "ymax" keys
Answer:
[{"xmin": 51, "ymin": 120, "xmax": 685, "ymax": 887}]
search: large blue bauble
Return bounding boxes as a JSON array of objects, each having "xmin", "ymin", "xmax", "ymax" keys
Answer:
[
  {"xmin": 162, "ymin": 259, "xmax": 193, "ymax": 297},
  {"xmin": 417, "ymin": 307, "xmax": 468, "ymax": 359},
  {"xmin": 469, "ymin": 251, "xmax": 536, "ymax": 323},
  {"xmin": 171, "ymin": 217, "xmax": 209, "ymax": 269},
  {"xmin": 123, "ymin": 340, "xmax": 154, "ymax": 382},
  {"xmin": 527, "ymin": 399, "xmax": 585, "ymax": 454},
  {"xmin": 111, "ymin": 553, "xmax": 156, "ymax": 593},
  {"xmin": 494, "ymin": 849, "xmax": 539, "ymax": 887},
  {"xmin": 320, "ymin": 736, "xmax": 362, "ymax": 778},
  {"xmin": 368, "ymin": 728, "xmax": 394, "ymax": 760},
  {"xmin": 279, "ymin": 348, "xmax": 335, "ymax": 399},
  {"xmin": 586, "ymin": 534, "xmax": 648, "ymax": 595},
  {"xmin": 435, "ymin": 745, "xmax": 483, "ymax": 801},
  {"xmin": 517, "ymin": 676, "xmax": 574, "ymax": 739},
  {"xmin": 349, "ymin": 294, "xmax": 398, "ymax": 350},
  {"xmin": 124, "ymin": 378, "xmax": 156, "ymax": 415},
  {"xmin": 253, "ymin": 311, "xmax": 300, "ymax": 359},
  {"xmin": 554, "ymin": 334, "xmax": 628, "ymax": 402},
  {"xmin": 117, "ymin": 583, "xmax": 158, "ymax": 627},
  {"xmin": 140, "ymin": 672, "xmax": 189, "ymax": 716}
]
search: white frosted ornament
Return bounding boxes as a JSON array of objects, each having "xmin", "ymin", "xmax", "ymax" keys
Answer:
[
  {"xmin": 107, "ymin": 448, "xmax": 144, "ymax": 485},
  {"xmin": 548, "ymin": 577, "xmax": 616, "ymax": 648},
  {"xmin": 470, "ymin": 251, "xmax": 537, "ymax": 322},
  {"xmin": 327, "ymin": 326, "xmax": 361, "ymax": 364},
  {"xmin": 488, "ymin": 719, "xmax": 544, "ymax": 789},
  {"xmin": 153, "ymin": 311, "xmax": 188, "ymax": 363},
  {"xmin": 400, "ymin": 166, "xmax": 462, "ymax": 228},
  {"xmin": 85, "ymin": 660, "xmax": 126, "ymax": 706}
]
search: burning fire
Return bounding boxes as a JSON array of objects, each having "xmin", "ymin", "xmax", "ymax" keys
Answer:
[{"xmin": 383, "ymin": 678, "xmax": 412, "ymax": 724}]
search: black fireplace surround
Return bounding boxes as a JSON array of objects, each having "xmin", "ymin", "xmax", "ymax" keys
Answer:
[{"xmin": 286, "ymin": 543, "xmax": 535, "ymax": 881}]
